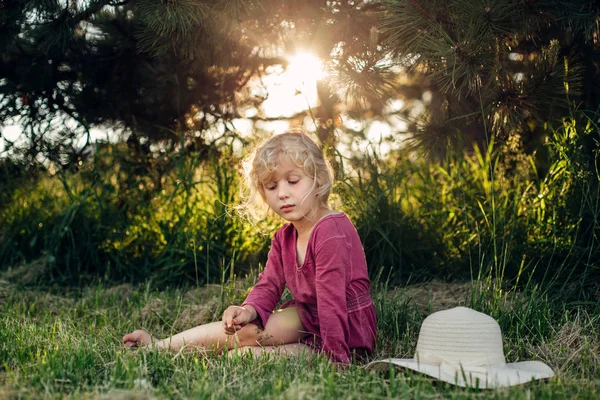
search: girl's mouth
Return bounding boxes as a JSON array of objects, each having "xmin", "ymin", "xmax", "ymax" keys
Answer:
[{"xmin": 280, "ymin": 205, "xmax": 295, "ymax": 212}]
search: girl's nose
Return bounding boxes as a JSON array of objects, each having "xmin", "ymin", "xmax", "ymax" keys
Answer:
[{"xmin": 278, "ymin": 187, "xmax": 289, "ymax": 199}]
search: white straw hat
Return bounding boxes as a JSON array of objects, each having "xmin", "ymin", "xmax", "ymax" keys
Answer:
[{"xmin": 367, "ymin": 307, "xmax": 554, "ymax": 388}]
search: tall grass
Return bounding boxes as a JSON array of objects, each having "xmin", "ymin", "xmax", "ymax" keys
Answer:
[
  {"xmin": 1, "ymin": 115, "xmax": 598, "ymax": 298},
  {"xmin": 338, "ymin": 115, "xmax": 599, "ymax": 299},
  {"xmin": 0, "ymin": 143, "xmax": 273, "ymax": 286}
]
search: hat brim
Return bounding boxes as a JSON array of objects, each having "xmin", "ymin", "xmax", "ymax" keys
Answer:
[{"xmin": 366, "ymin": 358, "xmax": 554, "ymax": 388}]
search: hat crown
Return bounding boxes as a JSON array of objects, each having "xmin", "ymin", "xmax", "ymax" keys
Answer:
[{"xmin": 415, "ymin": 307, "xmax": 506, "ymax": 366}]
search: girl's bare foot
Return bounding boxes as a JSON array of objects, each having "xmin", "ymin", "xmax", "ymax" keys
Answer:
[{"xmin": 122, "ymin": 330, "xmax": 152, "ymax": 348}]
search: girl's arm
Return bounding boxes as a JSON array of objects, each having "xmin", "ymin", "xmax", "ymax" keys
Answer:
[
  {"xmin": 314, "ymin": 236, "xmax": 351, "ymax": 364},
  {"xmin": 241, "ymin": 233, "xmax": 287, "ymax": 329}
]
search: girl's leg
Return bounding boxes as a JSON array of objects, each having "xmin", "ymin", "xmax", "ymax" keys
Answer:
[
  {"xmin": 130, "ymin": 307, "xmax": 307, "ymax": 353},
  {"xmin": 151, "ymin": 320, "xmax": 236, "ymax": 353},
  {"xmin": 236, "ymin": 307, "xmax": 308, "ymax": 347},
  {"xmin": 228, "ymin": 343, "xmax": 314, "ymax": 358}
]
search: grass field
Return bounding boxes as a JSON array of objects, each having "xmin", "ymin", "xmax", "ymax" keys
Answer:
[{"xmin": 1, "ymin": 274, "xmax": 598, "ymax": 399}]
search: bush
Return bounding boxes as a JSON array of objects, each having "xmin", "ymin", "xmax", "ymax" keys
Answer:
[
  {"xmin": 339, "ymin": 114, "xmax": 599, "ymax": 297},
  {"xmin": 0, "ymin": 143, "xmax": 273, "ymax": 286}
]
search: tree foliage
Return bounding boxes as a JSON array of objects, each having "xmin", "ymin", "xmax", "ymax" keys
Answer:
[
  {"xmin": 1, "ymin": 0, "xmax": 279, "ymax": 166},
  {"xmin": 2, "ymin": 1, "xmax": 600, "ymax": 164},
  {"xmin": 377, "ymin": 0, "xmax": 600, "ymax": 158},
  {"xmin": 0, "ymin": 1, "xmax": 383, "ymax": 167}
]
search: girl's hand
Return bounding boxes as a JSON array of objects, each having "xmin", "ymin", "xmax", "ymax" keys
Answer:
[
  {"xmin": 222, "ymin": 305, "xmax": 256, "ymax": 335},
  {"xmin": 122, "ymin": 330, "xmax": 152, "ymax": 348}
]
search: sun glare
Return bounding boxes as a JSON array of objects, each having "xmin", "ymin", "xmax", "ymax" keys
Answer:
[
  {"xmin": 259, "ymin": 51, "xmax": 327, "ymax": 121},
  {"xmin": 286, "ymin": 52, "xmax": 327, "ymax": 88}
]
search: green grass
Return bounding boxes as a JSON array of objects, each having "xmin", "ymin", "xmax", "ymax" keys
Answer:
[{"xmin": 1, "ymin": 277, "xmax": 598, "ymax": 399}]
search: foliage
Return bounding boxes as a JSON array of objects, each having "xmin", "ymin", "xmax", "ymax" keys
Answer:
[
  {"xmin": 2, "ymin": 0, "xmax": 599, "ymax": 169},
  {"xmin": 377, "ymin": 0, "xmax": 599, "ymax": 158},
  {"xmin": 338, "ymin": 114, "xmax": 599, "ymax": 297},
  {"xmin": 0, "ymin": 0, "xmax": 388, "ymax": 168},
  {"xmin": 1, "ymin": 0, "xmax": 280, "ymax": 167},
  {"xmin": 336, "ymin": 151, "xmax": 445, "ymax": 283},
  {"xmin": 1, "ymin": 1, "xmax": 599, "ymax": 297},
  {"xmin": 1, "ymin": 114, "xmax": 597, "ymax": 295},
  {"xmin": 0, "ymin": 142, "xmax": 275, "ymax": 285}
]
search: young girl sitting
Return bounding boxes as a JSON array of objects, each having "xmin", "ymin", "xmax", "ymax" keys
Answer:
[{"xmin": 122, "ymin": 131, "xmax": 376, "ymax": 364}]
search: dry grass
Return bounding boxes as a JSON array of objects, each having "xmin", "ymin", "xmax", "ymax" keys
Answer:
[
  {"xmin": 0, "ymin": 257, "xmax": 49, "ymax": 285},
  {"xmin": 531, "ymin": 311, "xmax": 600, "ymax": 377},
  {"xmin": 171, "ymin": 299, "xmax": 221, "ymax": 331},
  {"xmin": 0, "ymin": 278, "xmax": 73, "ymax": 311},
  {"xmin": 104, "ymin": 283, "xmax": 134, "ymax": 301},
  {"xmin": 390, "ymin": 280, "xmax": 471, "ymax": 313}
]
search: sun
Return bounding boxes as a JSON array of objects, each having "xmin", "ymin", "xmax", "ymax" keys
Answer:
[
  {"xmin": 286, "ymin": 52, "xmax": 327, "ymax": 89},
  {"xmin": 256, "ymin": 51, "xmax": 327, "ymax": 122}
]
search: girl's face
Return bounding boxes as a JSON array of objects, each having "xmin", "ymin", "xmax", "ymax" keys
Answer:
[{"xmin": 262, "ymin": 158, "xmax": 320, "ymax": 226}]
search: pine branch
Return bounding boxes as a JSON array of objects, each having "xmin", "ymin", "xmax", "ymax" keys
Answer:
[
  {"xmin": 72, "ymin": 0, "xmax": 118, "ymax": 25},
  {"xmin": 405, "ymin": 0, "xmax": 435, "ymax": 23}
]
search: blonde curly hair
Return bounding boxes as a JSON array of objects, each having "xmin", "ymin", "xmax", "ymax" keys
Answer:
[{"xmin": 242, "ymin": 131, "xmax": 334, "ymax": 219}]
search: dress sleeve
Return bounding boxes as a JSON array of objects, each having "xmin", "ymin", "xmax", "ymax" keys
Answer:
[
  {"xmin": 314, "ymin": 235, "xmax": 351, "ymax": 364},
  {"xmin": 242, "ymin": 233, "xmax": 286, "ymax": 330}
]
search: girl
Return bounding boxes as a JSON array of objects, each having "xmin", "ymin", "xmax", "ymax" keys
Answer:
[{"xmin": 123, "ymin": 131, "xmax": 376, "ymax": 364}]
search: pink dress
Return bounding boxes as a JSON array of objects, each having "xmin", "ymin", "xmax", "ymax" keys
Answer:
[{"xmin": 242, "ymin": 213, "xmax": 376, "ymax": 364}]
